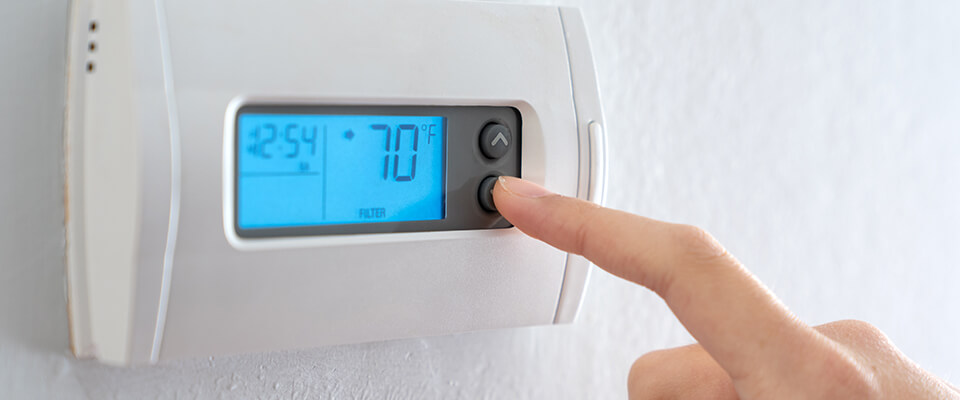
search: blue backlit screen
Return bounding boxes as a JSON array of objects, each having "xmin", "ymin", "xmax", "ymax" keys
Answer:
[{"xmin": 236, "ymin": 114, "xmax": 446, "ymax": 229}]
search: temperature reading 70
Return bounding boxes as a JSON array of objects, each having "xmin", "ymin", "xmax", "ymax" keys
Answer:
[{"xmin": 370, "ymin": 124, "xmax": 438, "ymax": 182}]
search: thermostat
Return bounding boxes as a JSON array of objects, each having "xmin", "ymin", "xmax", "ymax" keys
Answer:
[{"xmin": 64, "ymin": 0, "xmax": 606, "ymax": 365}]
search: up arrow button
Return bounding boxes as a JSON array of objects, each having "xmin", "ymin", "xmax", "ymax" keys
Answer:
[
  {"xmin": 480, "ymin": 123, "xmax": 513, "ymax": 159},
  {"xmin": 491, "ymin": 132, "xmax": 509, "ymax": 147}
]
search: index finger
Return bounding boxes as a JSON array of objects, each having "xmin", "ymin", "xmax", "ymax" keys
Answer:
[{"xmin": 492, "ymin": 177, "xmax": 843, "ymax": 389}]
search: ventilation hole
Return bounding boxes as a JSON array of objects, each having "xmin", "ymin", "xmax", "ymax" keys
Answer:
[
  {"xmin": 88, "ymin": 41, "xmax": 96, "ymax": 52},
  {"xmin": 89, "ymin": 20, "xmax": 97, "ymax": 32},
  {"xmin": 86, "ymin": 61, "xmax": 95, "ymax": 73}
]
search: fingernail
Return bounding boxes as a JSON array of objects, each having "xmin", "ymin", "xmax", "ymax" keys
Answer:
[{"xmin": 497, "ymin": 176, "xmax": 554, "ymax": 198}]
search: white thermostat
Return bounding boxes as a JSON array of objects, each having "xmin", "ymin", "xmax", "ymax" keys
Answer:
[{"xmin": 64, "ymin": 0, "xmax": 606, "ymax": 365}]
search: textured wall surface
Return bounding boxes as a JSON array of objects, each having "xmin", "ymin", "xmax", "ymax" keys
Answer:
[{"xmin": 2, "ymin": 0, "xmax": 959, "ymax": 398}]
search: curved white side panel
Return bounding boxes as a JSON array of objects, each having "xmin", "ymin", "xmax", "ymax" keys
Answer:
[
  {"xmin": 64, "ymin": 0, "xmax": 94, "ymax": 359},
  {"xmin": 66, "ymin": 0, "xmax": 141, "ymax": 364},
  {"xmin": 143, "ymin": 0, "xmax": 181, "ymax": 364},
  {"xmin": 66, "ymin": 0, "xmax": 180, "ymax": 366},
  {"xmin": 554, "ymin": 8, "xmax": 607, "ymax": 324}
]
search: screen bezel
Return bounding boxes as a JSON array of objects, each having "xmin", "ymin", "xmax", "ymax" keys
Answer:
[{"xmin": 233, "ymin": 105, "xmax": 520, "ymax": 238}]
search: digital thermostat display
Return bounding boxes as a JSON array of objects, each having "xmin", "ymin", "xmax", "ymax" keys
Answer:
[{"xmin": 236, "ymin": 113, "xmax": 446, "ymax": 230}]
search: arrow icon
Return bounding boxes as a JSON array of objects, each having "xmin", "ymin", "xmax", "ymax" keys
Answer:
[{"xmin": 491, "ymin": 132, "xmax": 509, "ymax": 147}]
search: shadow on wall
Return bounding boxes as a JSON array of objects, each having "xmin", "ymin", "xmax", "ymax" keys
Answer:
[{"xmin": 0, "ymin": 0, "xmax": 71, "ymax": 360}]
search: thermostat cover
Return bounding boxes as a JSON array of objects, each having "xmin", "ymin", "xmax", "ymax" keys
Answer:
[{"xmin": 64, "ymin": 0, "xmax": 606, "ymax": 365}]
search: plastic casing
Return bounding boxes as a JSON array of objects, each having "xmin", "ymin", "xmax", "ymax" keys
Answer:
[{"xmin": 64, "ymin": 0, "xmax": 606, "ymax": 365}]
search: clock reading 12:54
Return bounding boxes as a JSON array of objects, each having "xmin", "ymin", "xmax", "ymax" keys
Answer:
[{"xmin": 236, "ymin": 113, "xmax": 446, "ymax": 229}]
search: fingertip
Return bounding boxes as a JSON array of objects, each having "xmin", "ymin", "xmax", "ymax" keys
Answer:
[
  {"xmin": 492, "ymin": 177, "xmax": 568, "ymax": 242},
  {"xmin": 492, "ymin": 177, "xmax": 551, "ymax": 220},
  {"xmin": 496, "ymin": 176, "xmax": 554, "ymax": 198},
  {"xmin": 492, "ymin": 176, "xmax": 511, "ymax": 200},
  {"xmin": 491, "ymin": 176, "xmax": 512, "ymax": 211},
  {"xmin": 492, "ymin": 176, "xmax": 530, "ymax": 225}
]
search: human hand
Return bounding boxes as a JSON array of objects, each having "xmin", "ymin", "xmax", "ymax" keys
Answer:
[{"xmin": 491, "ymin": 176, "xmax": 959, "ymax": 399}]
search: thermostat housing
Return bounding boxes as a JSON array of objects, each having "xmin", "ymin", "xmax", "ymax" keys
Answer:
[{"xmin": 64, "ymin": 0, "xmax": 606, "ymax": 365}]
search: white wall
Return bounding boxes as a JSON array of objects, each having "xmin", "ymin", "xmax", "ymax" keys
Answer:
[{"xmin": 2, "ymin": 0, "xmax": 958, "ymax": 398}]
